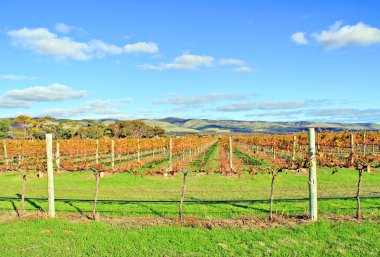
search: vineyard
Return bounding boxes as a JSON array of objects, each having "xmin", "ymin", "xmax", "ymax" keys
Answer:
[{"xmin": 0, "ymin": 130, "xmax": 379, "ymax": 221}]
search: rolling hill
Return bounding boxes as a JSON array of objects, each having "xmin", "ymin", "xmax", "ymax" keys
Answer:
[{"xmin": 143, "ymin": 117, "xmax": 380, "ymax": 134}]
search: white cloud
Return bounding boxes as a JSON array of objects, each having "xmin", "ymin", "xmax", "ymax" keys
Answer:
[
  {"xmin": 38, "ymin": 98, "xmax": 133, "ymax": 118},
  {"xmin": 88, "ymin": 39, "xmax": 123, "ymax": 57},
  {"xmin": 218, "ymin": 58, "xmax": 254, "ymax": 72},
  {"xmin": 4, "ymin": 83, "xmax": 87, "ymax": 101},
  {"xmin": 153, "ymin": 93, "xmax": 244, "ymax": 106},
  {"xmin": 315, "ymin": 21, "xmax": 380, "ymax": 49},
  {"xmin": 306, "ymin": 108, "xmax": 380, "ymax": 122},
  {"xmin": 8, "ymin": 27, "xmax": 91, "ymax": 60},
  {"xmin": 0, "ymin": 74, "xmax": 30, "ymax": 80},
  {"xmin": 290, "ymin": 32, "xmax": 309, "ymax": 45},
  {"xmin": 141, "ymin": 54, "xmax": 215, "ymax": 70},
  {"xmin": 219, "ymin": 58, "xmax": 245, "ymax": 65},
  {"xmin": 233, "ymin": 66, "xmax": 254, "ymax": 73},
  {"xmin": 246, "ymin": 110, "xmax": 300, "ymax": 117},
  {"xmin": 55, "ymin": 23, "xmax": 72, "ymax": 33},
  {"xmin": 7, "ymin": 27, "xmax": 158, "ymax": 61},
  {"xmin": 0, "ymin": 98, "xmax": 31, "ymax": 108},
  {"xmin": 217, "ymin": 101, "xmax": 308, "ymax": 112},
  {"xmin": 124, "ymin": 42, "xmax": 159, "ymax": 53}
]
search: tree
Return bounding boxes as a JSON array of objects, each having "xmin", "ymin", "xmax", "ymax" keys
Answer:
[
  {"xmin": 107, "ymin": 120, "xmax": 166, "ymax": 138},
  {"xmin": 11, "ymin": 115, "xmax": 36, "ymax": 139},
  {"xmin": 0, "ymin": 119, "xmax": 10, "ymax": 138},
  {"xmin": 145, "ymin": 126, "xmax": 165, "ymax": 138}
]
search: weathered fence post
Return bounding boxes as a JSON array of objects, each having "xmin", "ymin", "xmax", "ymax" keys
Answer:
[
  {"xmin": 111, "ymin": 140, "xmax": 115, "ymax": 169},
  {"xmin": 169, "ymin": 137, "xmax": 173, "ymax": 171},
  {"xmin": 362, "ymin": 132, "xmax": 366, "ymax": 156},
  {"xmin": 3, "ymin": 139, "xmax": 8, "ymax": 169},
  {"xmin": 292, "ymin": 135, "xmax": 296, "ymax": 161},
  {"xmin": 55, "ymin": 142, "xmax": 60, "ymax": 172},
  {"xmin": 229, "ymin": 136, "xmax": 233, "ymax": 171},
  {"xmin": 308, "ymin": 128, "xmax": 318, "ymax": 221},
  {"xmin": 350, "ymin": 134, "xmax": 355, "ymax": 164},
  {"xmin": 137, "ymin": 138, "xmax": 140, "ymax": 162},
  {"xmin": 46, "ymin": 134, "xmax": 55, "ymax": 218},
  {"xmin": 96, "ymin": 140, "xmax": 99, "ymax": 164}
]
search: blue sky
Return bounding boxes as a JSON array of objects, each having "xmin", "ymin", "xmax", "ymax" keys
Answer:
[{"xmin": 1, "ymin": 0, "xmax": 380, "ymax": 122}]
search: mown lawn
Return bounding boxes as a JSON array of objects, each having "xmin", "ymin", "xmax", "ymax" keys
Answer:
[
  {"xmin": 0, "ymin": 167, "xmax": 379, "ymax": 219},
  {"xmin": 0, "ymin": 167, "xmax": 379, "ymax": 200},
  {"xmin": 0, "ymin": 218, "xmax": 378, "ymax": 256}
]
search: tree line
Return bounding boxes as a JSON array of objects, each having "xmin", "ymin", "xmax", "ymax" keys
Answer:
[{"xmin": 0, "ymin": 115, "xmax": 165, "ymax": 139}]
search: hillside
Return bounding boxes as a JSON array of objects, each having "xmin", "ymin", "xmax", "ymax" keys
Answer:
[
  {"xmin": 21, "ymin": 117, "xmax": 380, "ymax": 135},
  {"xmin": 154, "ymin": 118, "xmax": 380, "ymax": 134}
]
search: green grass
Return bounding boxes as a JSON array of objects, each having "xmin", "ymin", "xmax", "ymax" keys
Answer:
[
  {"xmin": 1, "ymin": 153, "xmax": 379, "ymax": 256},
  {"xmin": 0, "ymin": 167, "xmax": 378, "ymax": 200},
  {"xmin": 0, "ymin": 218, "xmax": 378, "ymax": 256},
  {"xmin": 0, "ymin": 166, "xmax": 379, "ymax": 219},
  {"xmin": 187, "ymin": 141, "xmax": 220, "ymax": 171},
  {"xmin": 1, "ymin": 198, "xmax": 379, "ymax": 219}
]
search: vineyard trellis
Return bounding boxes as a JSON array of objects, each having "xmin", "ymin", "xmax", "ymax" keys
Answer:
[{"xmin": 0, "ymin": 129, "xmax": 379, "ymax": 221}]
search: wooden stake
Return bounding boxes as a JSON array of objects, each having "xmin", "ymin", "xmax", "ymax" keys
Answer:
[
  {"xmin": 46, "ymin": 134, "xmax": 55, "ymax": 218},
  {"xmin": 169, "ymin": 137, "xmax": 173, "ymax": 171},
  {"xmin": 350, "ymin": 134, "xmax": 355, "ymax": 165},
  {"xmin": 308, "ymin": 128, "xmax": 318, "ymax": 221},
  {"xmin": 292, "ymin": 135, "xmax": 296, "ymax": 161},
  {"xmin": 137, "ymin": 138, "xmax": 140, "ymax": 163},
  {"xmin": 96, "ymin": 140, "xmax": 99, "ymax": 164},
  {"xmin": 55, "ymin": 142, "xmax": 60, "ymax": 172},
  {"xmin": 229, "ymin": 136, "xmax": 233, "ymax": 171},
  {"xmin": 363, "ymin": 132, "xmax": 366, "ymax": 156},
  {"xmin": 111, "ymin": 140, "xmax": 115, "ymax": 170},
  {"xmin": 3, "ymin": 140, "xmax": 8, "ymax": 169}
]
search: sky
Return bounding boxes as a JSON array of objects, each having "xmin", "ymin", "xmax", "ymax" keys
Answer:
[{"xmin": 1, "ymin": 0, "xmax": 380, "ymax": 123}]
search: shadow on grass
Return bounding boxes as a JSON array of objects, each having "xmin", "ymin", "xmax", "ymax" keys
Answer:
[
  {"xmin": 10, "ymin": 200, "xmax": 19, "ymax": 216},
  {"xmin": 64, "ymin": 201, "xmax": 84, "ymax": 215},
  {"xmin": 136, "ymin": 203, "xmax": 165, "ymax": 217},
  {"xmin": 228, "ymin": 202, "xmax": 271, "ymax": 214},
  {"xmin": 16, "ymin": 194, "xmax": 44, "ymax": 212}
]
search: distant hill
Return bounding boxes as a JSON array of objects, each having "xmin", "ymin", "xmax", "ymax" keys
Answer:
[
  {"xmin": 18, "ymin": 117, "xmax": 380, "ymax": 135},
  {"xmin": 143, "ymin": 117, "xmax": 380, "ymax": 134}
]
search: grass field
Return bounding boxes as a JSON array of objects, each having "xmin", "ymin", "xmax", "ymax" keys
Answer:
[
  {"xmin": 0, "ymin": 167, "xmax": 379, "ymax": 219},
  {"xmin": 1, "ymin": 147, "xmax": 379, "ymax": 256},
  {"xmin": 0, "ymin": 218, "xmax": 379, "ymax": 256}
]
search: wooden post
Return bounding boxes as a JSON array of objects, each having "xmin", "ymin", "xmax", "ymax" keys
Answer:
[
  {"xmin": 292, "ymin": 135, "xmax": 296, "ymax": 161},
  {"xmin": 169, "ymin": 137, "xmax": 173, "ymax": 171},
  {"xmin": 3, "ymin": 140, "xmax": 8, "ymax": 169},
  {"xmin": 46, "ymin": 134, "xmax": 55, "ymax": 218},
  {"xmin": 96, "ymin": 140, "xmax": 99, "ymax": 164},
  {"xmin": 55, "ymin": 142, "xmax": 60, "ymax": 172},
  {"xmin": 350, "ymin": 134, "xmax": 354, "ymax": 164},
  {"xmin": 137, "ymin": 139, "xmax": 140, "ymax": 162},
  {"xmin": 111, "ymin": 140, "xmax": 115, "ymax": 169},
  {"xmin": 308, "ymin": 128, "xmax": 318, "ymax": 221},
  {"xmin": 229, "ymin": 136, "xmax": 233, "ymax": 171},
  {"xmin": 363, "ymin": 133, "xmax": 366, "ymax": 156}
]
